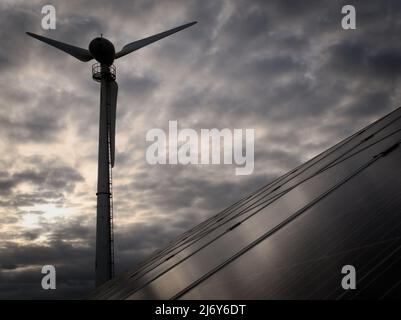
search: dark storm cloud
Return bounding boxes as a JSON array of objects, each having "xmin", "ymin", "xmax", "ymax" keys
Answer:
[
  {"xmin": 119, "ymin": 73, "xmax": 159, "ymax": 96},
  {"xmin": 116, "ymin": 163, "xmax": 273, "ymax": 217},
  {"xmin": 0, "ymin": 190, "xmax": 64, "ymax": 208},
  {"xmin": 0, "ymin": 111, "xmax": 63, "ymax": 143},
  {"xmin": 18, "ymin": 230, "xmax": 41, "ymax": 241},
  {"xmin": 0, "ymin": 6, "xmax": 38, "ymax": 71},
  {"xmin": 0, "ymin": 267, "xmax": 93, "ymax": 299},
  {"xmin": 0, "ymin": 83, "xmax": 97, "ymax": 143},
  {"xmin": 342, "ymin": 91, "xmax": 392, "ymax": 117},
  {"xmin": 324, "ymin": 41, "xmax": 401, "ymax": 81},
  {"xmin": 117, "ymin": 72, "xmax": 160, "ymax": 118},
  {"xmin": 0, "ymin": 157, "xmax": 83, "ymax": 209},
  {"xmin": 12, "ymin": 159, "xmax": 83, "ymax": 191},
  {"xmin": 0, "ymin": 178, "xmax": 16, "ymax": 196},
  {"xmin": 0, "ymin": 208, "xmax": 95, "ymax": 299},
  {"xmin": 46, "ymin": 220, "xmax": 93, "ymax": 242},
  {"xmin": 0, "ymin": 240, "xmax": 94, "ymax": 299},
  {"xmin": 0, "ymin": 240, "xmax": 87, "ymax": 267}
]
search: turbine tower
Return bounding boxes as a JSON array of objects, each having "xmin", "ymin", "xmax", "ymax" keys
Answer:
[{"xmin": 26, "ymin": 21, "xmax": 197, "ymax": 287}]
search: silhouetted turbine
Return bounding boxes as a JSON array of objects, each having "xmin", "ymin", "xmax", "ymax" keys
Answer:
[{"xmin": 26, "ymin": 21, "xmax": 197, "ymax": 287}]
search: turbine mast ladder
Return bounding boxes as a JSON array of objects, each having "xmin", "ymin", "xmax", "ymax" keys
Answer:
[{"xmin": 106, "ymin": 87, "xmax": 115, "ymax": 278}]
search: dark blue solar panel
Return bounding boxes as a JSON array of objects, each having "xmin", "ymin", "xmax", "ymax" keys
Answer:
[{"xmin": 90, "ymin": 106, "xmax": 401, "ymax": 300}]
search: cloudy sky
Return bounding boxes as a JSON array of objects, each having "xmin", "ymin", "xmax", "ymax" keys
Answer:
[{"xmin": 0, "ymin": 0, "xmax": 400, "ymax": 299}]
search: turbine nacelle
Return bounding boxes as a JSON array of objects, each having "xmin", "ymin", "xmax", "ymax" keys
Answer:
[{"xmin": 89, "ymin": 37, "xmax": 115, "ymax": 66}]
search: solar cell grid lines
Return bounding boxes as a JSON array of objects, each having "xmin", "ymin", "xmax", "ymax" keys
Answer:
[{"xmin": 91, "ymin": 106, "xmax": 401, "ymax": 300}]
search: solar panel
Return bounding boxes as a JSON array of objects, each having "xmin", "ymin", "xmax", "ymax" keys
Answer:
[{"xmin": 90, "ymin": 106, "xmax": 401, "ymax": 299}]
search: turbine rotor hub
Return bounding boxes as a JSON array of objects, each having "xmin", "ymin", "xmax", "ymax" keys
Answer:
[{"xmin": 89, "ymin": 37, "xmax": 115, "ymax": 66}]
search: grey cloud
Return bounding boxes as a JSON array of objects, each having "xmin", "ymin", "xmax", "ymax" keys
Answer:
[
  {"xmin": 324, "ymin": 42, "xmax": 401, "ymax": 81},
  {"xmin": 0, "ymin": 240, "xmax": 94, "ymax": 299},
  {"xmin": 12, "ymin": 161, "xmax": 84, "ymax": 192},
  {"xmin": 0, "ymin": 179, "xmax": 16, "ymax": 196},
  {"xmin": 0, "ymin": 157, "xmax": 83, "ymax": 211},
  {"xmin": 0, "ymin": 6, "xmax": 38, "ymax": 71}
]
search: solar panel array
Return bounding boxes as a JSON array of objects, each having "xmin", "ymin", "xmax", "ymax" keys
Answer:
[{"xmin": 91, "ymin": 106, "xmax": 401, "ymax": 299}]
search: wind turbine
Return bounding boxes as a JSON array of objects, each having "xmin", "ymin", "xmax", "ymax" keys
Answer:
[{"xmin": 26, "ymin": 21, "xmax": 197, "ymax": 287}]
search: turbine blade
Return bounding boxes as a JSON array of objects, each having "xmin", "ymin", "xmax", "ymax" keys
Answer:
[
  {"xmin": 108, "ymin": 81, "xmax": 118, "ymax": 168},
  {"xmin": 26, "ymin": 32, "xmax": 93, "ymax": 62},
  {"xmin": 115, "ymin": 21, "xmax": 197, "ymax": 59}
]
